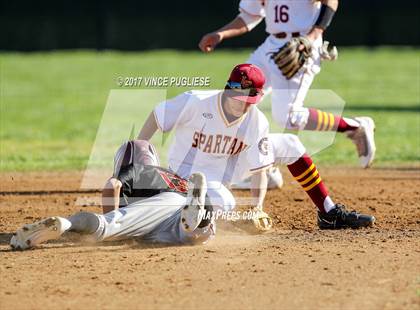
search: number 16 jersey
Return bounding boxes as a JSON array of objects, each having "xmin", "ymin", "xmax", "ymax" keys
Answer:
[{"xmin": 239, "ymin": 0, "xmax": 321, "ymax": 35}]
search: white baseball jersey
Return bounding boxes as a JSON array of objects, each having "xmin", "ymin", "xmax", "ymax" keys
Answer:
[
  {"xmin": 239, "ymin": 0, "xmax": 321, "ymax": 34},
  {"xmin": 153, "ymin": 90, "xmax": 274, "ymax": 184}
]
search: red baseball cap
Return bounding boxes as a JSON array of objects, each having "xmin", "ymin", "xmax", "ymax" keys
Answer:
[{"xmin": 225, "ymin": 64, "xmax": 265, "ymax": 104}]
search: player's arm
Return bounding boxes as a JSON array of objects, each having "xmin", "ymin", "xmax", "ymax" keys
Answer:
[
  {"xmin": 250, "ymin": 169, "xmax": 268, "ymax": 210},
  {"xmin": 306, "ymin": 0, "xmax": 339, "ymax": 42},
  {"xmin": 199, "ymin": 0, "xmax": 265, "ymax": 53},
  {"xmin": 199, "ymin": 17, "xmax": 249, "ymax": 53},
  {"xmin": 101, "ymin": 177, "xmax": 122, "ymax": 214},
  {"xmin": 138, "ymin": 112, "xmax": 159, "ymax": 141},
  {"xmin": 138, "ymin": 92, "xmax": 190, "ymax": 139}
]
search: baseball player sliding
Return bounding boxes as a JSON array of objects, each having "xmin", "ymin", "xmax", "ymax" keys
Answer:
[
  {"xmin": 10, "ymin": 64, "xmax": 375, "ymax": 251},
  {"xmin": 138, "ymin": 63, "xmax": 375, "ymax": 230},
  {"xmin": 10, "ymin": 141, "xmax": 215, "ymax": 250},
  {"xmin": 199, "ymin": 0, "xmax": 376, "ymax": 171}
]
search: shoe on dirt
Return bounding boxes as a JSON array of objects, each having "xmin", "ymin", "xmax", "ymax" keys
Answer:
[
  {"xmin": 10, "ymin": 216, "xmax": 71, "ymax": 251},
  {"xmin": 317, "ymin": 204, "xmax": 375, "ymax": 229}
]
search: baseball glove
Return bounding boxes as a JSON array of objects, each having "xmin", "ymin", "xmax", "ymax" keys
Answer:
[
  {"xmin": 271, "ymin": 36, "xmax": 312, "ymax": 80},
  {"xmin": 251, "ymin": 208, "xmax": 273, "ymax": 233},
  {"xmin": 228, "ymin": 207, "xmax": 273, "ymax": 234}
]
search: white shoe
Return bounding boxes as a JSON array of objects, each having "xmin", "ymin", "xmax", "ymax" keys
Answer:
[
  {"xmin": 10, "ymin": 217, "xmax": 71, "ymax": 250},
  {"xmin": 230, "ymin": 167, "xmax": 283, "ymax": 190},
  {"xmin": 181, "ymin": 173, "xmax": 208, "ymax": 232},
  {"xmin": 347, "ymin": 117, "xmax": 376, "ymax": 168}
]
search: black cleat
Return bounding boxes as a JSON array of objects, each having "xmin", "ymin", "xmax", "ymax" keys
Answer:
[{"xmin": 318, "ymin": 204, "xmax": 375, "ymax": 229}]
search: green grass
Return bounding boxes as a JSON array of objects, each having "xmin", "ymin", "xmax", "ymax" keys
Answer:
[{"xmin": 1, "ymin": 48, "xmax": 419, "ymax": 171}]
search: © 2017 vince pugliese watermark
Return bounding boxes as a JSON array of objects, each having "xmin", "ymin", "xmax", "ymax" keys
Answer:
[{"xmin": 116, "ymin": 76, "xmax": 211, "ymax": 88}]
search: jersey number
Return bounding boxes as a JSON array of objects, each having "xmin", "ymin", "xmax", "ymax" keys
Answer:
[{"xmin": 274, "ymin": 5, "xmax": 289, "ymax": 23}]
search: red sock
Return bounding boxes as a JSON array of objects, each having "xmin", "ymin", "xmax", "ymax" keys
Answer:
[
  {"xmin": 287, "ymin": 154, "xmax": 331, "ymax": 213},
  {"xmin": 304, "ymin": 108, "xmax": 359, "ymax": 132}
]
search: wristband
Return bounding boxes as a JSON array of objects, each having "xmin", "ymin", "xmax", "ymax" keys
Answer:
[{"xmin": 314, "ymin": 4, "xmax": 336, "ymax": 30}]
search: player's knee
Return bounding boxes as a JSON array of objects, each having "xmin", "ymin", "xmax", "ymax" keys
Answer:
[
  {"xmin": 68, "ymin": 212, "xmax": 101, "ymax": 235},
  {"xmin": 284, "ymin": 134, "xmax": 306, "ymax": 164},
  {"xmin": 285, "ymin": 134, "xmax": 305, "ymax": 152},
  {"xmin": 209, "ymin": 194, "xmax": 236, "ymax": 212},
  {"xmin": 207, "ymin": 183, "xmax": 236, "ymax": 212},
  {"xmin": 272, "ymin": 134, "xmax": 306, "ymax": 165}
]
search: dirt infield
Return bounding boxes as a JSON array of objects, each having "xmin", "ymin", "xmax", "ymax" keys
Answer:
[{"xmin": 0, "ymin": 167, "xmax": 419, "ymax": 309}]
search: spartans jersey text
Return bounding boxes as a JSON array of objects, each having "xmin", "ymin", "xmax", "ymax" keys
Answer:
[{"xmin": 191, "ymin": 131, "xmax": 248, "ymax": 155}]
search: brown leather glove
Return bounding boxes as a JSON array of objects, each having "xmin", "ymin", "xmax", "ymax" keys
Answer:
[{"xmin": 271, "ymin": 36, "xmax": 313, "ymax": 79}]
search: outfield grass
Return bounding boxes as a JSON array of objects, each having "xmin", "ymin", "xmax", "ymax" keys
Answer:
[{"xmin": 1, "ymin": 48, "xmax": 419, "ymax": 171}]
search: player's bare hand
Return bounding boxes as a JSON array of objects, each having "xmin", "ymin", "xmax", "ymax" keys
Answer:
[
  {"xmin": 299, "ymin": 35, "xmax": 315, "ymax": 51},
  {"xmin": 199, "ymin": 32, "xmax": 223, "ymax": 53}
]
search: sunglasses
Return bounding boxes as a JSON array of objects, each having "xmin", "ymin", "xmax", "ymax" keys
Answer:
[{"xmin": 225, "ymin": 81, "xmax": 262, "ymax": 97}]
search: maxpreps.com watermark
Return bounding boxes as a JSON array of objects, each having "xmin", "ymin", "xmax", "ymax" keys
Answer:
[
  {"xmin": 199, "ymin": 209, "xmax": 260, "ymax": 222},
  {"xmin": 116, "ymin": 76, "xmax": 211, "ymax": 88}
]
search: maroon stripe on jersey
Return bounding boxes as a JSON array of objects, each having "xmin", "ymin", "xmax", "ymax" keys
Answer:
[{"xmin": 250, "ymin": 162, "xmax": 274, "ymax": 172}]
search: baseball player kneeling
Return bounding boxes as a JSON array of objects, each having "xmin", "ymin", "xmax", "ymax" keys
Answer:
[
  {"xmin": 10, "ymin": 141, "xmax": 214, "ymax": 251},
  {"xmin": 138, "ymin": 64, "xmax": 274, "ymax": 222},
  {"xmin": 138, "ymin": 63, "xmax": 375, "ymax": 231}
]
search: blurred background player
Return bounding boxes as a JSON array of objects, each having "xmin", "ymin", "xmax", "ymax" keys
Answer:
[
  {"xmin": 199, "ymin": 0, "xmax": 376, "ymax": 170},
  {"xmin": 10, "ymin": 141, "xmax": 214, "ymax": 250}
]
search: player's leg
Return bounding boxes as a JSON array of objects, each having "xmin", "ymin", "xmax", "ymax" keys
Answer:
[
  {"xmin": 10, "ymin": 191, "xmax": 198, "ymax": 251},
  {"xmin": 270, "ymin": 133, "xmax": 306, "ymax": 165},
  {"xmin": 265, "ymin": 38, "xmax": 375, "ymax": 168},
  {"xmin": 231, "ymin": 166, "xmax": 283, "ymax": 190},
  {"xmin": 230, "ymin": 133, "xmax": 303, "ymax": 190},
  {"xmin": 97, "ymin": 173, "xmax": 214, "ymax": 245},
  {"xmin": 229, "ymin": 132, "xmax": 374, "ymax": 229},
  {"xmin": 302, "ymin": 109, "xmax": 376, "ymax": 168},
  {"xmin": 244, "ymin": 39, "xmax": 287, "ymax": 189},
  {"xmin": 10, "ymin": 216, "xmax": 72, "ymax": 250},
  {"xmin": 279, "ymin": 134, "xmax": 375, "ymax": 229},
  {"xmin": 98, "ymin": 173, "xmax": 214, "ymax": 244},
  {"xmin": 10, "ymin": 210, "xmax": 108, "ymax": 250},
  {"xmin": 248, "ymin": 36, "xmax": 364, "ymax": 138},
  {"xmin": 246, "ymin": 40, "xmax": 273, "ymax": 97},
  {"xmin": 206, "ymin": 181, "xmax": 236, "ymax": 212},
  {"xmin": 95, "ymin": 192, "xmax": 189, "ymax": 242},
  {"xmin": 11, "ymin": 190, "xmax": 214, "ymax": 251},
  {"xmin": 145, "ymin": 173, "xmax": 215, "ymax": 245},
  {"xmin": 10, "ymin": 190, "xmax": 185, "ymax": 250}
]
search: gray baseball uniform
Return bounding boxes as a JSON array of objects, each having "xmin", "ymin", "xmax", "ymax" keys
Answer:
[
  {"xmin": 89, "ymin": 191, "xmax": 214, "ymax": 245},
  {"xmin": 79, "ymin": 141, "xmax": 214, "ymax": 245}
]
